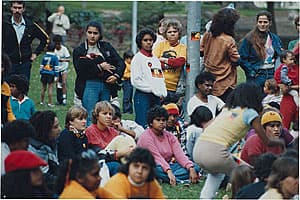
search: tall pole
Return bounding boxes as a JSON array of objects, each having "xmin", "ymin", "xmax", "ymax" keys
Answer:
[
  {"xmin": 131, "ymin": 1, "xmax": 138, "ymax": 53},
  {"xmin": 185, "ymin": 2, "xmax": 201, "ymax": 121}
]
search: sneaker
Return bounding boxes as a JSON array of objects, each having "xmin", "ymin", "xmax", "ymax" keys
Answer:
[
  {"xmin": 40, "ymin": 102, "xmax": 44, "ymax": 105},
  {"xmin": 62, "ymin": 99, "xmax": 67, "ymax": 105},
  {"xmin": 47, "ymin": 103, "xmax": 55, "ymax": 108}
]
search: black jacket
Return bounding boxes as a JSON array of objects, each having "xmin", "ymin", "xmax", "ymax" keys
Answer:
[
  {"xmin": 73, "ymin": 40, "xmax": 125, "ymax": 99},
  {"xmin": 2, "ymin": 16, "xmax": 49, "ymax": 64}
]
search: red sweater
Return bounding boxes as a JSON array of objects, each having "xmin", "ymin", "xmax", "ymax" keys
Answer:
[{"xmin": 85, "ymin": 124, "xmax": 118, "ymax": 149}]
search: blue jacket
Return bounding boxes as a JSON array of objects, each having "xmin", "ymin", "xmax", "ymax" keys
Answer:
[
  {"xmin": 40, "ymin": 52, "xmax": 59, "ymax": 76},
  {"xmin": 239, "ymin": 31, "xmax": 282, "ymax": 78},
  {"xmin": 10, "ymin": 96, "xmax": 36, "ymax": 120}
]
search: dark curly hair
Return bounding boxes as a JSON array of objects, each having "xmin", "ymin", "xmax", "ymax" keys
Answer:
[
  {"xmin": 119, "ymin": 147, "xmax": 156, "ymax": 182},
  {"xmin": 147, "ymin": 105, "xmax": 168, "ymax": 127},
  {"xmin": 136, "ymin": 28, "xmax": 157, "ymax": 49},
  {"xmin": 29, "ymin": 110, "xmax": 57, "ymax": 146},
  {"xmin": 210, "ymin": 8, "xmax": 240, "ymax": 38},
  {"xmin": 2, "ymin": 119, "xmax": 35, "ymax": 145},
  {"xmin": 7, "ymin": 74, "xmax": 29, "ymax": 95},
  {"xmin": 194, "ymin": 71, "xmax": 216, "ymax": 89}
]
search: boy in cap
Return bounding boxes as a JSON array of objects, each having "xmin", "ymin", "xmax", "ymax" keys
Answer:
[
  {"xmin": 241, "ymin": 111, "xmax": 285, "ymax": 166},
  {"xmin": 163, "ymin": 103, "xmax": 187, "ymax": 153}
]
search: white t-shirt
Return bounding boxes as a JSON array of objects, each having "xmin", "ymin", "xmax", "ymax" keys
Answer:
[
  {"xmin": 54, "ymin": 45, "xmax": 70, "ymax": 72},
  {"xmin": 187, "ymin": 94, "xmax": 225, "ymax": 117}
]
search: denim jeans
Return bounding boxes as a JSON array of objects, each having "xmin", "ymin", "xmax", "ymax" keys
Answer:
[
  {"xmin": 200, "ymin": 173, "xmax": 225, "ymax": 199},
  {"xmin": 122, "ymin": 79, "xmax": 133, "ymax": 113},
  {"xmin": 246, "ymin": 68, "xmax": 274, "ymax": 88},
  {"xmin": 10, "ymin": 61, "xmax": 32, "ymax": 81},
  {"xmin": 155, "ymin": 162, "xmax": 200, "ymax": 183},
  {"xmin": 134, "ymin": 90, "xmax": 160, "ymax": 128},
  {"xmin": 82, "ymin": 80, "xmax": 110, "ymax": 126}
]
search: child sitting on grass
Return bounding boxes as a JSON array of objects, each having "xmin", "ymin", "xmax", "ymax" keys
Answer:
[{"xmin": 40, "ymin": 42, "xmax": 59, "ymax": 107}]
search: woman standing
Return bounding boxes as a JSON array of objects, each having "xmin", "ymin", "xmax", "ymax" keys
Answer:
[
  {"xmin": 131, "ymin": 29, "xmax": 167, "ymax": 128},
  {"xmin": 153, "ymin": 18, "xmax": 186, "ymax": 104},
  {"xmin": 73, "ymin": 21, "xmax": 125, "ymax": 126},
  {"xmin": 200, "ymin": 7, "xmax": 240, "ymax": 102},
  {"xmin": 239, "ymin": 10, "xmax": 282, "ymax": 88}
]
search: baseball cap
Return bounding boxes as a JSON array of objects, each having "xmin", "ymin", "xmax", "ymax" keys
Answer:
[
  {"xmin": 261, "ymin": 111, "xmax": 282, "ymax": 126},
  {"xmin": 5, "ymin": 150, "xmax": 47, "ymax": 173}
]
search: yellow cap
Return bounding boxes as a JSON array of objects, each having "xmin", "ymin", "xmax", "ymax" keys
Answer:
[{"xmin": 261, "ymin": 111, "xmax": 282, "ymax": 125}]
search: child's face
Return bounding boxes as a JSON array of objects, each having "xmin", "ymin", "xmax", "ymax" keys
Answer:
[
  {"xmin": 69, "ymin": 116, "xmax": 87, "ymax": 132},
  {"xmin": 96, "ymin": 109, "xmax": 113, "ymax": 128},
  {"xmin": 128, "ymin": 162, "xmax": 151, "ymax": 184},
  {"xmin": 78, "ymin": 162, "xmax": 101, "ymax": 192},
  {"xmin": 9, "ymin": 83, "xmax": 20, "ymax": 97},
  {"xmin": 55, "ymin": 42, "xmax": 61, "ymax": 50},
  {"xmin": 125, "ymin": 57, "xmax": 132, "ymax": 64},
  {"xmin": 48, "ymin": 117, "xmax": 61, "ymax": 140},
  {"xmin": 283, "ymin": 53, "xmax": 295, "ymax": 65},
  {"xmin": 263, "ymin": 84, "xmax": 271, "ymax": 94}
]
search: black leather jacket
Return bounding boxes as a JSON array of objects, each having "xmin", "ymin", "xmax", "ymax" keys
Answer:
[
  {"xmin": 2, "ymin": 16, "xmax": 49, "ymax": 64},
  {"xmin": 73, "ymin": 40, "xmax": 125, "ymax": 99}
]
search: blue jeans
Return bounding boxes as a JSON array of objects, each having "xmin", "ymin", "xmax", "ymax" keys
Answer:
[
  {"xmin": 122, "ymin": 79, "xmax": 133, "ymax": 113},
  {"xmin": 10, "ymin": 61, "xmax": 32, "ymax": 81},
  {"xmin": 134, "ymin": 90, "xmax": 160, "ymax": 128},
  {"xmin": 82, "ymin": 80, "xmax": 110, "ymax": 126},
  {"xmin": 106, "ymin": 161, "xmax": 120, "ymax": 176},
  {"xmin": 156, "ymin": 162, "xmax": 200, "ymax": 183},
  {"xmin": 246, "ymin": 68, "xmax": 274, "ymax": 88}
]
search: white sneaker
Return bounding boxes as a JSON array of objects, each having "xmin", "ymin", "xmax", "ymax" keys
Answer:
[
  {"xmin": 40, "ymin": 102, "xmax": 44, "ymax": 105},
  {"xmin": 47, "ymin": 103, "xmax": 55, "ymax": 108}
]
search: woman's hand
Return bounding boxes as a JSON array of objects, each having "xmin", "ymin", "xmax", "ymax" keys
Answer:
[
  {"xmin": 189, "ymin": 167, "xmax": 199, "ymax": 184},
  {"xmin": 167, "ymin": 170, "xmax": 176, "ymax": 186},
  {"xmin": 100, "ymin": 62, "xmax": 116, "ymax": 74},
  {"xmin": 106, "ymin": 75, "xmax": 117, "ymax": 84}
]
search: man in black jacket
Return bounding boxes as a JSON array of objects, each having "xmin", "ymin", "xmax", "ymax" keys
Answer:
[{"xmin": 2, "ymin": 1, "xmax": 49, "ymax": 82}]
